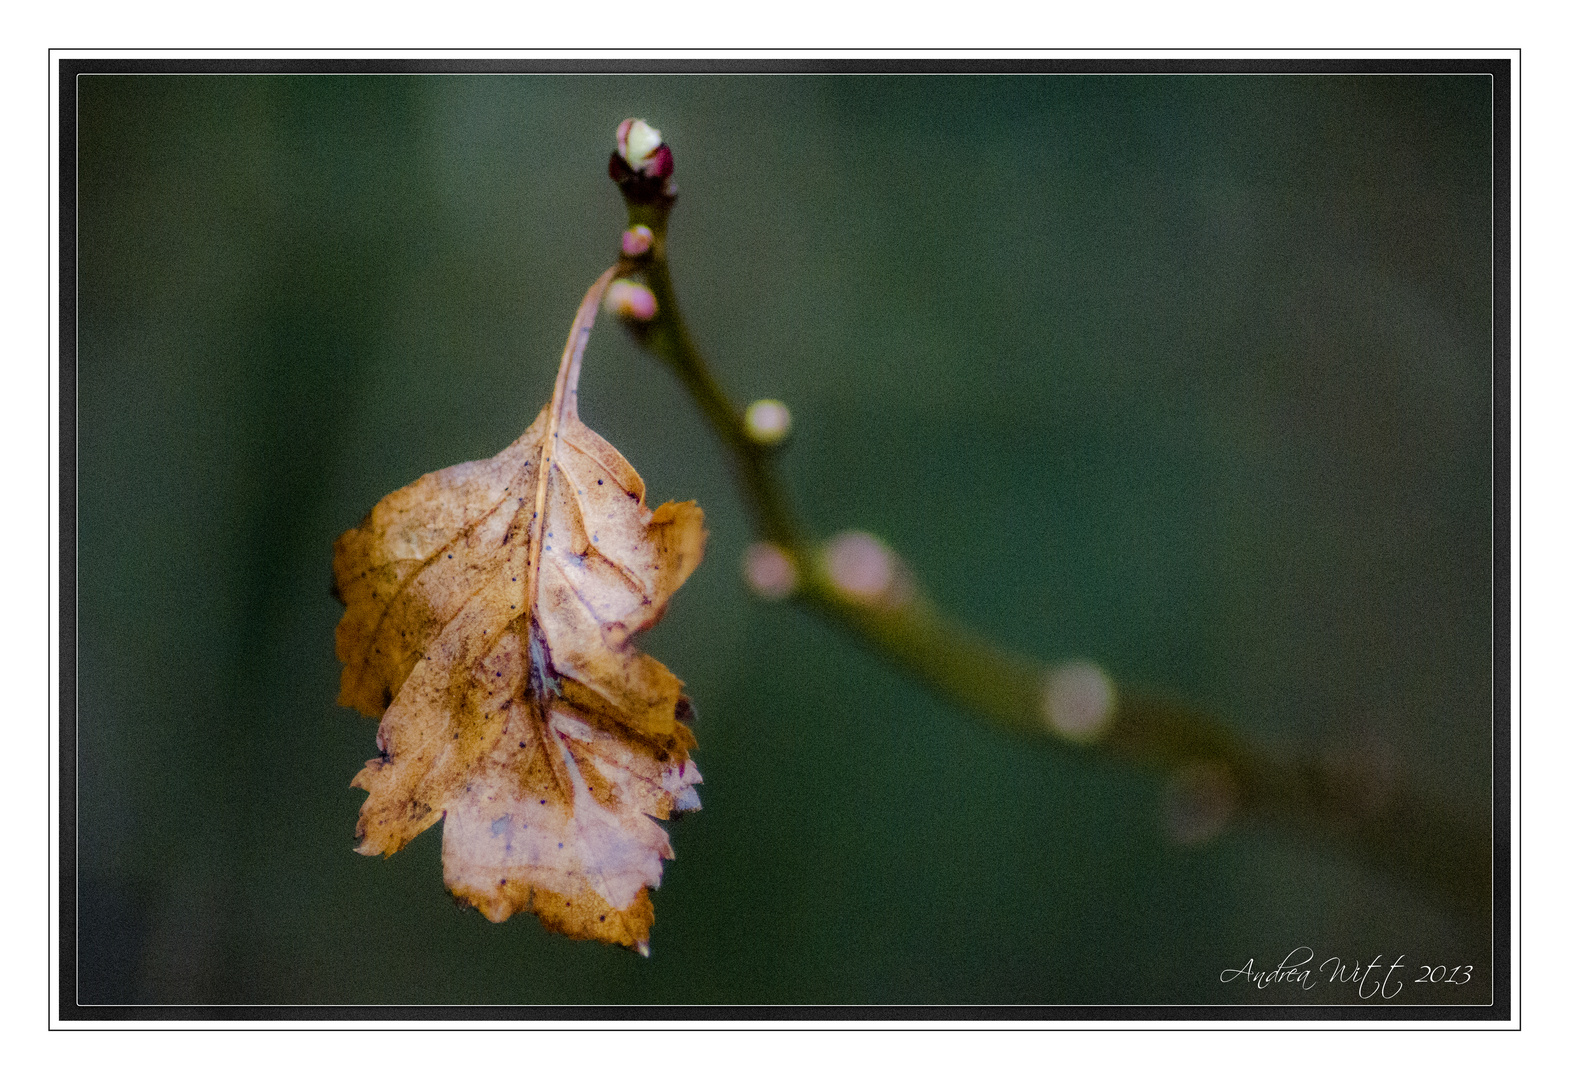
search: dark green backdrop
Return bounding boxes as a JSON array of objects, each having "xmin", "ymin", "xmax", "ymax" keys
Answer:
[{"xmin": 75, "ymin": 73, "xmax": 1494, "ymax": 1005}]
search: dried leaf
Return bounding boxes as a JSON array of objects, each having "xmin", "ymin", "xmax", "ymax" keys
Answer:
[{"xmin": 332, "ymin": 267, "xmax": 706, "ymax": 954}]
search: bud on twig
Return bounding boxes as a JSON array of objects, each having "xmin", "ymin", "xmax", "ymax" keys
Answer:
[
  {"xmin": 824, "ymin": 531, "xmax": 914, "ymax": 610},
  {"xmin": 610, "ymin": 118, "xmax": 676, "ymax": 206},
  {"xmin": 605, "ymin": 279, "xmax": 658, "ymax": 322},
  {"xmin": 744, "ymin": 399, "xmax": 793, "ymax": 447},
  {"xmin": 743, "ymin": 542, "xmax": 798, "ymax": 600},
  {"xmin": 621, "ymin": 225, "xmax": 655, "ymax": 257},
  {"xmin": 1040, "ymin": 661, "xmax": 1115, "ymax": 742}
]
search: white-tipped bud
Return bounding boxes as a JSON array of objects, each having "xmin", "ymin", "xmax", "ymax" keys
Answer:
[
  {"xmin": 743, "ymin": 542, "xmax": 798, "ymax": 600},
  {"xmin": 605, "ymin": 278, "xmax": 658, "ymax": 322},
  {"xmin": 1162, "ymin": 762, "xmax": 1239, "ymax": 846},
  {"xmin": 618, "ymin": 119, "xmax": 664, "ymax": 172},
  {"xmin": 1040, "ymin": 661, "xmax": 1115, "ymax": 742},
  {"xmin": 744, "ymin": 399, "xmax": 792, "ymax": 446},
  {"xmin": 611, "ymin": 118, "xmax": 674, "ymax": 196}
]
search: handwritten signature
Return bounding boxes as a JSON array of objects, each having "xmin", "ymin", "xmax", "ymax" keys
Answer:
[{"xmin": 1220, "ymin": 947, "xmax": 1473, "ymax": 999}]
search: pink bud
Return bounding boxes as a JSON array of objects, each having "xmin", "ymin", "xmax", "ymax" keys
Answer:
[
  {"xmin": 1040, "ymin": 661, "xmax": 1115, "ymax": 741},
  {"xmin": 824, "ymin": 531, "xmax": 911, "ymax": 608},
  {"xmin": 605, "ymin": 279, "xmax": 657, "ymax": 322},
  {"xmin": 743, "ymin": 542, "xmax": 797, "ymax": 600},
  {"xmin": 621, "ymin": 225, "xmax": 654, "ymax": 257},
  {"xmin": 826, "ymin": 532, "xmax": 891, "ymax": 598}
]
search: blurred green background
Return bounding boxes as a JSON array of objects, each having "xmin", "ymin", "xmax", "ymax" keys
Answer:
[{"xmin": 76, "ymin": 73, "xmax": 1494, "ymax": 1005}]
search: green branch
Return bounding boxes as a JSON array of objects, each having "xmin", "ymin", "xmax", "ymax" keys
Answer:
[{"xmin": 603, "ymin": 120, "xmax": 1491, "ymax": 927}]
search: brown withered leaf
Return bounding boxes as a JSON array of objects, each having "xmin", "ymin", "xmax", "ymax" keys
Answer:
[{"xmin": 332, "ymin": 267, "xmax": 706, "ymax": 955}]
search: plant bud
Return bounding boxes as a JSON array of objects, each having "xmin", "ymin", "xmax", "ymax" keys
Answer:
[
  {"xmin": 605, "ymin": 279, "xmax": 658, "ymax": 322},
  {"xmin": 1040, "ymin": 661, "xmax": 1115, "ymax": 742},
  {"xmin": 743, "ymin": 542, "xmax": 797, "ymax": 600},
  {"xmin": 610, "ymin": 119, "xmax": 677, "ymax": 204},
  {"xmin": 824, "ymin": 531, "xmax": 912, "ymax": 609},
  {"xmin": 744, "ymin": 399, "xmax": 792, "ymax": 446},
  {"xmin": 621, "ymin": 225, "xmax": 655, "ymax": 257}
]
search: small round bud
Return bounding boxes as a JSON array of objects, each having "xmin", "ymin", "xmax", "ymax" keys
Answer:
[
  {"xmin": 743, "ymin": 542, "xmax": 797, "ymax": 600},
  {"xmin": 605, "ymin": 279, "xmax": 657, "ymax": 322},
  {"xmin": 1162, "ymin": 762, "xmax": 1239, "ymax": 846},
  {"xmin": 744, "ymin": 399, "xmax": 792, "ymax": 446},
  {"xmin": 826, "ymin": 531, "xmax": 892, "ymax": 598},
  {"xmin": 1040, "ymin": 661, "xmax": 1115, "ymax": 742},
  {"xmin": 823, "ymin": 531, "xmax": 912, "ymax": 608},
  {"xmin": 621, "ymin": 225, "xmax": 655, "ymax": 257}
]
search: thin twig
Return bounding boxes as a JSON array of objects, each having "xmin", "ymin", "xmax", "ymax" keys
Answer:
[{"xmin": 605, "ymin": 129, "xmax": 1491, "ymax": 927}]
